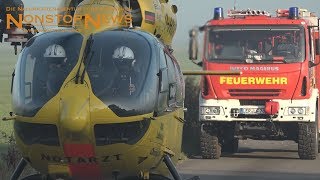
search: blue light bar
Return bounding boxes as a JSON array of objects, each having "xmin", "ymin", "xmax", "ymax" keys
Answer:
[
  {"xmin": 289, "ymin": 7, "xmax": 299, "ymax": 19},
  {"xmin": 214, "ymin": 7, "xmax": 224, "ymax": 20}
]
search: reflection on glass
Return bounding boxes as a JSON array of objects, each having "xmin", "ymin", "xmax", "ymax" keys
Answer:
[
  {"xmin": 206, "ymin": 26, "xmax": 305, "ymax": 63},
  {"xmin": 87, "ymin": 30, "xmax": 158, "ymax": 117},
  {"xmin": 12, "ymin": 32, "xmax": 83, "ymax": 117}
]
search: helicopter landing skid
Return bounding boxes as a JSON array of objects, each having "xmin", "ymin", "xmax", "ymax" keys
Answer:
[
  {"xmin": 10, "ymin": 159, "xmax": 44, "ymax": 180},
  {"xmin": 163, "ymin": 155, "xmax": 200, "ymax": 180},
  {"xmin": 11, "ymin": 157, "xmax": 200, "ymax": 180},
  {"xmin": 10, "ymin": 158, "xmax": 28, "ymax": 180}
]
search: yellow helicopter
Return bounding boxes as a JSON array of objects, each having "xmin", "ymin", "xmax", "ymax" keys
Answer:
[{"xmin": 1, "ymin": 0, "xmax": 241, "ymax": 179}]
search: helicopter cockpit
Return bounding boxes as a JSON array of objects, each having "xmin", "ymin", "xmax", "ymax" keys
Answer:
[
  {"xmin": 86, "ymin": 30, "xmax": 159, "ymax": 117},
  {"xmin": 12, "ymin": 30, "xmax": 162, "ymax": 118},
  {"xmin": 12, "ymin": 32, "xmax": 83, "ymax": 117}
]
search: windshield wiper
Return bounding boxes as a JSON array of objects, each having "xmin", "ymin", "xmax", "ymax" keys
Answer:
[
  {"xmin": 248, "ymin": 60, "xmax": 288, "ymax": 64},
  {"xmin": 80, "ymin": 51, "xmax": 95, "ymax": 84},
  {"xmin": 247, "ymin": 57, "xmax": 287, "ymax": 64},
  {"xmin": 75, "ymin": 34, "xmax": 94, "ymax": 84}
]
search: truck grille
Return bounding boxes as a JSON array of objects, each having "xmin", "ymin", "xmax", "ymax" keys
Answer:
[
  {"xmin": 229, "ymin": 89, "xmax": 282, "ymax": 97},
  {"xmin": 235, "ymin": 114, "xmax": 276, "ymax": 119},
  {"xmin": 239, "ymin": 100, "xmax": 267, "ymax": 106}
]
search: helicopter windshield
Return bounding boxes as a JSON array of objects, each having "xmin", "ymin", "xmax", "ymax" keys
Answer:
[
  {"xmin": 206, "ymin": 26, "xmax": 306, "ymax": 64},
  {"xmin": 12, "ymin": 32, "xmax": 83, "ymax": 117},
  {"xmin": 87, "ymin": 30, "xmax": 158, "ymax": 117}
]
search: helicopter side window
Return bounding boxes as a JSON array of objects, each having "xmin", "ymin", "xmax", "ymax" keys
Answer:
[
  {"xmin": 23, "ymin": 54, "xmax": 36, "ymax": 104},
  {"xmin": 172, "ymin": 60, "xmax": 184, "ymax": 107},
  {"xmin": 156, "ymin": 49, "xmax": 169, "ymax": 115},
  {"xmin": 165, "ymin": 53, "xmax": 184, "ymax": 108},
  {"xmin": 165, "ymin": 53, "xmax": 177, "ymax": 107}
]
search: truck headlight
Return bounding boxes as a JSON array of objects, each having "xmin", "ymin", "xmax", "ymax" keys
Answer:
[
  {"xmin": 297, "ymin": 108, "xmax": 304, "ymax": 114},
  {"xmin": 201, "ymin": 106, "xmax": 220, "ymax": 115},
  {"xmin": 288, "ymin": 107, "xmax": 307, "ymax": 115}
]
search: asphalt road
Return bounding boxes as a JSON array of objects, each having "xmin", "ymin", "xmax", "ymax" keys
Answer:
[{"xmin": 177, "ymin": 140, "xmax": 320, "ymax": 180}]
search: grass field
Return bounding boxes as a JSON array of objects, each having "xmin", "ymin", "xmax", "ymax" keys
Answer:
[{"xmin": 0, "ymin": 45, "xmax": 17, "ymax": 153}]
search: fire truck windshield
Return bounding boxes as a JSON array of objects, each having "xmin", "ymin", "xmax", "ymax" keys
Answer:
[{"xmin": 206, "ymin": 26, "xmax": 305, "ymax": 64}]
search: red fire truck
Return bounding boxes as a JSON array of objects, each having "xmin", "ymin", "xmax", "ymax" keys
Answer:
[{"xmin": 189, "ymin": 7, "xmax": 320, "ymax": 160}]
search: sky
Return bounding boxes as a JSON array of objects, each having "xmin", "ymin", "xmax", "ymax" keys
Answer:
[{"xmin": 21, "ymin": 0, "xmax": 319, "ymax": 51}]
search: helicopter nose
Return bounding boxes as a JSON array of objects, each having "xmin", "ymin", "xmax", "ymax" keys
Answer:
[{"xmin": 59, "ymin": 85, "xmax": 90, "ymax": 133}]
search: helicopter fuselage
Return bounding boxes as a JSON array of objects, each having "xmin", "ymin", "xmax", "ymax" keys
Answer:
[{"xmin": 12, "ymin": 29, "xmax": 185, "ymax": 179}]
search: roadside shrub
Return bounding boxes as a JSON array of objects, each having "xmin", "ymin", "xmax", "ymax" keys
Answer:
[
  {"xmin": 0, "ymin": 130, "xmax": 36, "ymax": 179},
  {"xmin": 0, "ymin": 130, "xmax": 21, "ymax": 180},
  {"xmin": 182, "ymin": 77, "xmax": 201, "ymax": 156}
]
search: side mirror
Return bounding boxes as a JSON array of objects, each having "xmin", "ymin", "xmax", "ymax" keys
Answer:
[
  {"xmin": 309, "ymin": 61, "xmax": 320, "ymax": 68},
  {"xmin": 189, "ymin": 28, "xmax": 198, "ymax": 60}
]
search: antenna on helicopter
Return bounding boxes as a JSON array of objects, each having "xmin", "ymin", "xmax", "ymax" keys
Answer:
[{"xmin": 39, "ymin": 20, "xmax": 46, "ymax": 32}]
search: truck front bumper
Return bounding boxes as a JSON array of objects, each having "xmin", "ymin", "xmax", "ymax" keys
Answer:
[{"xmin": 199, "ymin": 90, "xmax": 318, "ymax": 122}]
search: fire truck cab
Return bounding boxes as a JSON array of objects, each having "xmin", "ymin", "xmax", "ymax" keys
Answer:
[{"xmin": 189, "ymin": 7, "xmax": 320, "ymax": 160}]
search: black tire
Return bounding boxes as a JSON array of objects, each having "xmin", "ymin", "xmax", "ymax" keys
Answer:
[
  {"xmin": 298, "ymin": 122, "xmax": 318, "ymax": 160},
  {"xmin": 222, "ymin": 139, "xmax": 239, "ymax": 154},
  {"xmin": 316, "ymin": 107, "xmax": 320, "ymax": 154},
  {"xmin": 200, "ymin": 131, "xmax": 221, "ymax": 159}
]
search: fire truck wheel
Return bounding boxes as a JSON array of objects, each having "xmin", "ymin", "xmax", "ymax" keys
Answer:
[
  {"xmin": 222, "ymin": 138, "xmax": 239, "ymax": 154},
  {"xmin": 317, "ymin": 108, "xmax": 320, "ymax": 153},
  {"xmin": 200, "ymin": 131, "xmax": 221, "ymax": 159},
  {"xmin": 298, "ymin": 122, "xmax": 318, "ymax": 160}
]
